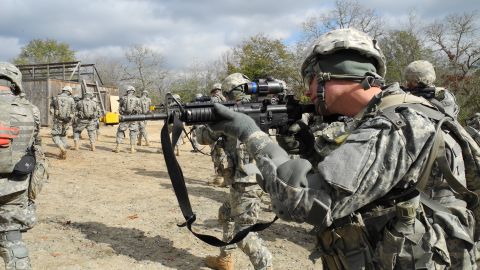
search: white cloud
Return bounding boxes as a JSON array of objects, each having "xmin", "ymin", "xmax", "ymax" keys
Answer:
[{"xmin": 1, "ymin": 0, "xmax": 477, "ymax": 69}]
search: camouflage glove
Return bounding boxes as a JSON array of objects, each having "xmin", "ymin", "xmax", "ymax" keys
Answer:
[{"xmin": 209, "ymin": 103, "xmax": 260, "ymax": 141}]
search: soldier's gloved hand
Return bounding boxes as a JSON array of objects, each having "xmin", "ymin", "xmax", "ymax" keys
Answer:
[{"xmin": 209, "ymin": 103, "xmax": 261, "ymax": 141}]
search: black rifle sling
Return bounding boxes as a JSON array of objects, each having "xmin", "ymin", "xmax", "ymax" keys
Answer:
[{"xmin": 161, "ymin": 115, "xmax": 278, "ymax": 247}]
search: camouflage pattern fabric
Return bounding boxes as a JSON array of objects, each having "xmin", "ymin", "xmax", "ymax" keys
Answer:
[
  {"xmin": 138, "ymin": 95, "xmax": 151, "ymax": 143},
  {"xmin": 115, "ymin": 122, "xmax": 139, "ymax": 145},
  {"xmin": 246, "ymin": 84, "xmax": 477, "ymax": 269},
  {"xmin": 219, "ymin": 183, "xmax": 273, "ymax": 269},
  {"xmin": 0, "ymin": 92, "xmax": 47, "ymax": 270},
  {"xmin": 50, "ymin": 92, "xmax": 75, "ymax": 149},
  {"xmin": 73, "ymin": 97, "xmax": 99, "ymax": 144},
  {"xmin": 116, "ymin": 94, "xmax": 140, "ymax": 145},
  {"xmin": 197, "ymin": 126, "xmax": 272, "ymax": 268}
]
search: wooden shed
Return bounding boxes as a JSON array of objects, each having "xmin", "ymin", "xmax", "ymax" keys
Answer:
[{"xmin": 17, "ymin": 62, "xmax": 118, "ymax": 126}]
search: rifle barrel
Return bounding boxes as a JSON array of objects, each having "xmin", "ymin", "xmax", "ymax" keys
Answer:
[{"xmin": 120, "ymin": 113, "xmax": 168, "ymax": 122}]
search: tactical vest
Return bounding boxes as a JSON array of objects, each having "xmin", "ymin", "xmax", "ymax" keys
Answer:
[
  {"xmin": 120, "ymin": 95, "xmax": 138, "ymax": 115},
  {"xmin": 316, "ymin": 91, "xmax": 480, "ymax": 269},
  {"xmin": 53, "ymin": 94, "xmax": 74, "ymax": 120},
  {"xmin": 0, "ymin": 95, "xmax": 35, "ymax": 173}
]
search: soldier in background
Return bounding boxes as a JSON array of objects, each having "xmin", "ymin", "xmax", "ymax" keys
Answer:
[
  {"xmin": 403, "ymin": 60, "xmax": 459, "ymax": 119},
  {"xmin": 137, "ymin": 90, "xmax": 152, "ymax": 146},
  {"xmin": 209, "ymin": 83, "xmax": 227, "ymax": 186},
  {"xmin": 113, "ymin": 85, "xmax": 140, "ymax": 153},
  {"xmin": 71, "ymin": 95, "xmax": 81, "ymax": 140},
  {"xmin": 72, "ymin": 92, "xmax": 100, "ymax": 151},
  {"xmin": 197, "ymin": 74, "xmax": 273, "ymax": 270},
  {"xmin": 50, "ymin": 86, "xmax": 75, "ymax": 159},
  {"xmin": 158, "ymin": 94, "xmax": 185, "ymax": 156},
  {"xmin": 0, "ymin": 62, "xmax": 49, "ymax": 270},
  {"xmin": 208, "ymin": 29, "xmax": 479, "ymax": 269}
]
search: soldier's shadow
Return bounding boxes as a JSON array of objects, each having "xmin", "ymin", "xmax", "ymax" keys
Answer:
[
  {"xmin": 131, "ymin": 168, "xmax": 228, "ymax": 204},
  {"xmin": 67, "ymin": 221, "xmax": 205, "ymax": 269}
]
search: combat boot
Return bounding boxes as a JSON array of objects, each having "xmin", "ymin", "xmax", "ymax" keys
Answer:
[
  {"xmin": 112, "ymin": 144, "xmax": 120, "ymax": 153},
  {"xmin": 130, "ymin": 145, "xmax": 136, "ymax": 154},
  {"xmin": 71, "ymin": 140, "xmax": 79, "ymax": 150},
  {"xmin": 205, "ymin": 254, "xmax": 233, "ymax": 270},
  {"xmin": 90, "ymin": 142, "xmax": 96, "ymax": 151},
  {"xmin": 59, "ymin": 146, "xmax": 67, "ymax": 160},
  {"xmin": 213, "ymin": 175, "xmax": 225, "ymax": 187}
]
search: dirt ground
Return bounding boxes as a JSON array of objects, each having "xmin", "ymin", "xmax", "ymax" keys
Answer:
[{"xmin": 23, "ymin": 121, "xmax": 321, "ymax": 270}]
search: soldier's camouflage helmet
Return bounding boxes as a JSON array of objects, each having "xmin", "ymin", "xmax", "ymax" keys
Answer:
[
  {"xmin": 126, "ymin": 85, "xmax": 135, "ymax": 93},
  {"xmin": 211, "ymin": 83, "xmax": 222, "ymax": 92},
  {"xmin": 221, "ymin": 73, "xmax": 251, "ymax": 93},
  {"xmin": 142, "ymin": 90, "xmax": 148, "ymax": 94},
  {"xmin": 172, "ymin": 94, "xmax": 181, "ymax": 100},
  {"xmin": 0, "ymin": 62, "xmax": 23, "ymax": 94},
  {"xmin": 301, "ymin": 28, "xmax": 386, "ymax": 79},
  {"xmin": 62, "ymin": 86, "xmax": 73, "ymax": 94},
  {"xmin": 404, "ymin": 60, "xmax": 436, "ymax": 87}
]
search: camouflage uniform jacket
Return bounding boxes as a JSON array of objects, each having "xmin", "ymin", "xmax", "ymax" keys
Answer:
[
  {"xmin": 197, "ymin": 127, "xmax": 257, "ymax": 185},
  {"xmin": 76, "ymin": 98, "xmax": 99, "ymax": 120},
  {"xmin": 119, "ymin": 94, "xmax": 140, "ymax": 115},
  {"xmin": 248, "ymin": 83, "xmax": 476, "ymax": 267},
  {"xmin": 51, "ymin": 92, "xmax": 75, "ymax": 121},
  {"xmin": 139, "ymin": 96, "xmax": 152, "ymax": 114}
]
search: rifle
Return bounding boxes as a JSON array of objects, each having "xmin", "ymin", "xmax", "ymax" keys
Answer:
[
  {"xmin": 118, "ymin": 98, "xmax": 314, "ymax": 135},
  {"xmin": 106, "ymin": 80, "xmax": 315, "ymax": 247}
]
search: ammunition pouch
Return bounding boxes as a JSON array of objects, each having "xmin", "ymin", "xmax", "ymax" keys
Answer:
[{"xmin": 314, "ymin": 214, "xmax": 375, "ymax": 270}]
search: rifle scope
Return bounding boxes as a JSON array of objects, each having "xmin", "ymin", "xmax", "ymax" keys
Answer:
[{"xmin": 243, "ymin": 78, "xmax": 285, "ymax": 96}]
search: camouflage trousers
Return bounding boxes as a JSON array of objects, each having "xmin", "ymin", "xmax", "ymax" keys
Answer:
[
  {"xmin": 138, "ymin": 121, "xmax": 148, "ymax": 143},
  {"xmin": 0, "ymin": 174, "xmax": 36, "ymax": 232},
  {"xmin": 211, "ymin": 145, "xmax": 226, "ymax": 175},
  {"xmin": 219, "ymin": 182, "xmax": 272, "ymax": 269},
  {"xmin": 51, "ymin": 118, "xmax": 71, "ymax": 149},
  {"xmin": 73, "ymin": 118, "xmax": 97, "ymax": 144},
  {"xmin": 115, "ymin": 122, "xmax": 138, "ymax": 145}
]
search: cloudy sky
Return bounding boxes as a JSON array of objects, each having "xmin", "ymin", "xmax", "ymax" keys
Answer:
[{"xmin": 0, "ymin": 0, "xmax": 477, "ymax": 70}]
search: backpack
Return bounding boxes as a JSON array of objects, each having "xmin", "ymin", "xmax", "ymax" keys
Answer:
[
  {"xmin": 372, "ymin": 93, "xmax": 480, "ymax": 241},
  {"xmin": 54, "ymin": 95, "xmax": 74, "ymax": 120},
  {"xmin": 0, "ymin": 95, "xmax": 36, "ymax": 174}
]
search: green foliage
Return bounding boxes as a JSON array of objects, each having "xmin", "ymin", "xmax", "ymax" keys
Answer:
[
  {"xmin": 13, "ymin": 39, "xmax": 76, "ymax": 65},
  {"xmin": 380, "ymin": 31, "xmax": 432, "ymax": 84},
  {"xmin": 229, "ymin": 34, "xmax": 299, "ymax": 87}
]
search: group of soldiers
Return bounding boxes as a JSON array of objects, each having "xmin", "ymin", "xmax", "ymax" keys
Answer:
[
  {"xmin": 50, "ymin": 86, "xmax": 101, "ymax": 159},
  {"xmin": 49, "ymin": 85, "xmax": 154, "ymax": 158},
  {"xmin": 3, "ymin": 27, "xmax": 480, "ymax": 270},
  {"xmin": 112, "ymin": 86, "xmax": 152, "ymax": 154}
]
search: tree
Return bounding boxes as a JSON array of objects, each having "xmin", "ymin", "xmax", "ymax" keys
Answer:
[
  {"xmin": 424, "ymin": 12, "xmax": 480, "ymax": 123},
  {"xmin": 380, "ymin": 30, "xmax": 433, "ymax": 83},
  {"xmin": 301, "ymin": 0, "xmax": 385, "ymax": 42},
  {"xmin": 229, "ymin": 34, "xmax": 300, "ymax": 94},
  {"xmin": 123, "ymin": 44, "xmax": 167, "ymax": 95},
  {"xmin": 425, "ymin": 12, "xmax": 480, "ymax": 79},
  {"xmin": 13, "ymin": 39, "xmax": 76, "ymax": 65},
  {"xmin": 93, "ymin": 56, "xmax": 124, "ymax": 87}
]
